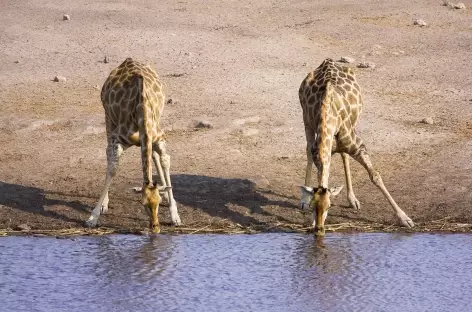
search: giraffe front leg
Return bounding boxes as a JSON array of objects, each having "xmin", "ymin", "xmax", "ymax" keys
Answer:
[
  {"xmin": 156, "ymin": 140, "xmax": 182, "ymax": 226},
  {"xmin": 101, "ymin": 192, "xmax": 109, "ymax": 214},
  {"xmin": 341, "ymin": 153, "xmax": 360, "ymax": 210},
  {"xmin": 299, "ymin": 145, "xmax": 314, "ymax": 210},
  {"xmin": 86, "ymin": 143, "xmax": 124, "ymax": 227},
  {"xmin": 351, "ymin": 145, "xmax": 414, "ymax": 228}
]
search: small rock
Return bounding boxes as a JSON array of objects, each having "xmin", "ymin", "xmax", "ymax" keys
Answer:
[
  {"xmin": 63, "ymin": 14, "xmax": 70, "ymax": 21},
  {"xmin": 413, "ymin": 19, "xmax": 428, "ymax": 27},
  {"xmin": 357, "ymin": 61, "xmax": 376, "ymax": 69},
  {"xmin": 233, "ymin": 116, "xmax": 261, "ymax": 126},
  {"xmin": 166, "ymin": 98, "xmax": 176, "ymax": 105},
  {"xmin": 420, "ymin": 117, "xmax": 434, "ymax": 125},
  {"xmin": 93, "ymin": 84, "xmax": 100, "ymax": 90},
  {"xmin": 442, "ymin": 1, "xmax": 451, "ymax": 6},
  {"xmin": 194, "ymin": 120, "xmax": 213, "ymax": 129},
  {"xmin": 445, "ymin": 87, "xmax": 459, "ymax": 94},
  {"xmin": 14, "ymin": 60, "xmax": 20, "ymax": 64},
  {"xmin": 15, "ymin": 224, "xmax": 31, "ymax": 231},
  {"xmin": 339, "ymin": 56, "xmax": 355, "ymax": 63},
  {"xmin": 53, "ymin": 75, "xmax": 67, "ymax": 82},
  {"xmin": 103, "ymin": 55, "xmax": 109, "ymax": 63},
  {"xmin": 249, "ymin": 175, "xmax": 270, "ymax": 188},
  {"xmin": 241, "ymin": 128, "xmax": 259, "ymax": 136},
  {"xmin": 454, "ymin": 2, "xmax": 466, "ymax": 9}
]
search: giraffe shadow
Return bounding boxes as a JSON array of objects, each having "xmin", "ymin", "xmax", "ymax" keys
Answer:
[
  {"xmin": 0, "ymin": 181, "xmax": 89, "ymax": 226},
  {"xmin": 171, "ymin": 174, "xmax": 296, "ymax": 226}
]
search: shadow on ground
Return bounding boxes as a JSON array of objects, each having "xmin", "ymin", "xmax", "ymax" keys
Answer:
[
  {"xmin": 0, "ymin": 181, "xmax": 88, "ymax": 226},
  {"xmin": 171, "ymin": 174, "xmax": 297, "ymax": 226}
]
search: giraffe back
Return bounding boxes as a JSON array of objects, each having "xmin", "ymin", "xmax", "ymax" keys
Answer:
[
  {"xmin": 101, "ymin": 58, "xmax": 165, "ymax": 147},
  {"xmin": 299, "ymin": 58, "xmax": 363, "ymax": 135}
]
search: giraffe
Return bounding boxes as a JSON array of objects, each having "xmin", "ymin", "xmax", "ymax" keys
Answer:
[
  {"xmin": 85, "ymin": 58, "xmax": 182, "ymax": 233},
  {"xmin": 298, "ymin": 58, "xmax": 414, "ymax": 236}
]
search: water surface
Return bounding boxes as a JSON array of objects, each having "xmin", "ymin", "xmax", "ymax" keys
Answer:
[{"xmin": 1, "ymin": 233, "xmax": 471, "ymax": 312}]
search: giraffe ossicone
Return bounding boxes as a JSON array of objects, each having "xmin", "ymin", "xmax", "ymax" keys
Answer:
[
  {"xmin": 298, "ymin": 58, "xmax": 414, "ymax": 236},
  {"xmin": 86, "ymin": 58, "xmax": 182, "ymax": 232}
]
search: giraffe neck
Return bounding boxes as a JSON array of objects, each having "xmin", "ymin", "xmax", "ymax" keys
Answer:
[
  {"xmin": 316, "ymin": 81, "xmax": 337, "ymax": 188},
  {"xmin": 135, "ymin": 75, "xmax": 154, "ymax": 187}
]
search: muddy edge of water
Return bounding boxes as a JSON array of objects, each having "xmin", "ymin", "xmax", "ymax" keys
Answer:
[{"xmin": 1, "ymin": 220, "xmax": 472, "ymax": 238}]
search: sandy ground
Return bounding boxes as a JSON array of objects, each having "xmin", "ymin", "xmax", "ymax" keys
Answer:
[{"xmin": 1, "ymin": 0, "xmax": 472, "ymax": 234}]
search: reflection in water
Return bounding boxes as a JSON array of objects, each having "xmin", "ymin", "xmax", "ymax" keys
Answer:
[
  {"xmin": 1, "ymin": 233, "xmax": 472, "ymax": 312},
  {"xmin": 94, "ymin": 235, "xmax": 175, "ymax": 283}
]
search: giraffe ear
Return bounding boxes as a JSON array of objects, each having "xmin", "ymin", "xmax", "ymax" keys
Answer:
[
  {"xmin": 329, "ymin": 186, "xmax": 343, "ymax": 196},
  {"xmin": 299, "ymin": 186, "xmax": 313, "ymax": 195}
]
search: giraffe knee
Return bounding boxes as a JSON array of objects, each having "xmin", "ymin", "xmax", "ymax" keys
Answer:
[
  {"xmin": 160, "ymin": 154, "xmax": 171, "ymax": 169},
  {"xmin": 369, "ymin": 171, "xmax": 383, "ymax": 186}
]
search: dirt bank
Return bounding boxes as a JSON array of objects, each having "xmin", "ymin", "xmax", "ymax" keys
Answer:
[{"xmin": 1, "ymin": 0, "xmax": 471, "ymax": 235}]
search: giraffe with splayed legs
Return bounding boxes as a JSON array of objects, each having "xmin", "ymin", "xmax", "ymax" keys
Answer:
[
  {"xmin": 86, "ymin": 58, "xmax": 181, "ymax": 233},
  {"xmin": 298, "ymin": 58, "xmax": 414, "ymax": 236}
]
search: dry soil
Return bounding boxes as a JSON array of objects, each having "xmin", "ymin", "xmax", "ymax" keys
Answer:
[{"xmin": 1, "ymin": 0, "xmax": 472, "ymax": 235}]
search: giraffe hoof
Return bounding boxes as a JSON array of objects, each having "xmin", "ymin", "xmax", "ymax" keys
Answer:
[
  {"xmin": 85, "ymin": 217, "xmax": 98, "ymax": 228},
  {"xmin": 347, "ymin": 193, "xmax": 360, "ymax": 210},
  {"xmin": 398, "ymin": 214, "xmax": 415, "ymax": 228},
  {"xmin": 350, "ymin": 199, "xmax": 361, "ymax": 210},
  {"xmin": 100, "ymin": 205, "xmax": 108, "ymax": 214},
  {"xmin": 171, "ymin": 215, "xmax": 182, "ymax": 226}
]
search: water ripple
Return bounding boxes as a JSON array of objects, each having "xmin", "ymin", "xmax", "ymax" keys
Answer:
[{"xmin": 1, "ymin": 233, "xmax": 472, "ymax": 312}]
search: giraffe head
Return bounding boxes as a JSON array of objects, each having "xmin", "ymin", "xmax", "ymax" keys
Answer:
[
  {"xmin": 142, "ymin": 184, "xmax": 172, "ymax": 233},
  {"xmin": 299, "ymin": 185, "xmax": 343, "ymax": 236}
]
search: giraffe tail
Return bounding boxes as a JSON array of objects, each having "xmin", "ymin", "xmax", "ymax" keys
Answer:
[{"xmin": 135, "ymin": 74, "xmax": 154, "ymax": 187}]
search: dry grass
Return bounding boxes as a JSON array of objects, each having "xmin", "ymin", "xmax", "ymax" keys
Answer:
[{"xmin": 1, "ymin": 218, "xmax": 471, "ymax": 238}]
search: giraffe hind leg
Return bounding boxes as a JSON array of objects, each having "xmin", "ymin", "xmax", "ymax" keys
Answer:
[{"xmin": 349, "ymin": 138, "xmax": 414, "ymax": 228}]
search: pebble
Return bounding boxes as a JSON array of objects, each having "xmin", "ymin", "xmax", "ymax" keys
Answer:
[
  {"xmin": 249, "ymin": 175, "xmax": 270, "ymax": 188},
  {"xmin": 63, "ymin": 14, "xmax": 70, "ymax": 21},
  {"xmin": 445, "ymin": 87, "xmax": 459, "ymax": 94},
  {"xmin": 241, "ymin": 128, "xmax": 259, "ymax": 136},
  {"xmin": 103, "ymin": 55, "xmax": 109, "ymax": 64},
  {"xmin": 166, "ymin": 98, "xmax": 177, "ymax": 105},
  {"xmin": 413, "ymin": 19, "xmax": 428, "ymax": 27},
  {"xmin": 357, "ymin": 61, "xmax": 376, "ymax": 69},
  {"xmin": 421, "ymin": 117, "xmax": 434, "ymax": 125},
  {"xmin": 53, "ymin": 75, "xmax": 67, "ymax": 82},
  {"xmin": 339, "ymin": 56, "xmax": 355, "ymax": 63},
  {"xmin": 194, "ymin": 120, "xmax": 213, "ymax": 129},
  {"xmin": 454, "ymin": 2, "xmax": 466, "ymax": 9},
  {"xmin": 234, "ymin": 116, "xmax": 261, "ymax": 126},
  {"xmin": 15, "ymin": 224, "xmax": 31, "ymax": 231},
  {"xmin": 14, "ymin": 60, "xmax": 20, "ymax": 64},
  {"xmin": 93, "ymin": 84, "xmax": 100, "ymax": 90}
]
